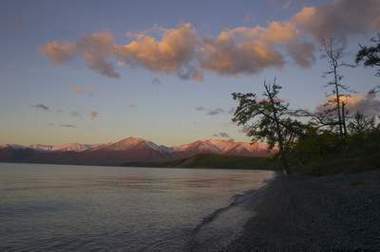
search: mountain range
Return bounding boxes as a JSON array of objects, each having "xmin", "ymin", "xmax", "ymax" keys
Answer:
[{"xmin": 0, "ymin": 137, "xmax": 271, "ymax": 166}]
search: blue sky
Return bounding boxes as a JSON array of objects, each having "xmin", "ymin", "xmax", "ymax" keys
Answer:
[{"xmin": 1, "ymin": 0, "xmax": 379, "ymax": 146}]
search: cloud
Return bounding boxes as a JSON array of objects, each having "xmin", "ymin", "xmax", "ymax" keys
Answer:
[
  {"xmin": 286, "ymin": 41, "xmax": 315, "ymax": 67},
  {"xmin": 152, "ymin": 77, "xmax": 161, "ymax": 85},
  {"xmin": 72, "ymin": 84, "xmax": 94, "ymax": 96},
  {"xmin": 90, "ymin": 111, "xmax": 99, "ymax": 120},
  {"xmin": 282, "ymin": 0, "xmax": 294, "ymax": 9},
  {"xmin": 344, "ymin": 92, "xmax": 380, "ymax": 117},
  {"xmin": 177, "ymin": 64, "xmax": 204, "ymax": 81},
  {"xmin": 200, "ymin": 0, "xmax": 380, "ymax": 74},
  {"xmin": 31, "ymin": 104, "xmax": 49, "ymax": 111},
  {"xmin": 41, "ymin": 1, "xmax": 380, "ymax": 78},
  {"xmin": 199, "ymin": 22, "xmax": 293, "ymax": 75},
  {"xmin": 60, "ymin": 124, "xmax": 77, "ymax": 128},
  {"xmin": 195, "ymin": 106, "xmax": 228, "ymax": 116},
  {"xmin": 273, "ymin": 0, "xmax": 306, "ymax": 10},
  {"xmin": 115, "ymin": 23, "xmax": 198, "ymax": 78},
  {"xmin": 80, "ymin": 32, "xmax": 119, "ymax": 78},
  {"xmin": 128, "ymin": 104, "xmax": 137, "ymax": 108},
  {"xmin": 42, "ymin": 32, "xmax": 119, "ymax": 78},
  {"xmin": 207, "ymin": 108, "xmax": 225, "ymax": 116},
  {"xmin": 213, "ymin": 132, "xmax": 231, "ymax": 138},
  {"xmin": 42, "ymin": 24, "xmax": 198, "ymax": 79},
  {"xmin": 70, "ymin": 111, "xmax": 81, "ymax": 118},
  {"xmin": 243, "ymin": 14, "xmax": 254, "ymax": 23},
  {"xmin": 317, "ymin": 89, "xmax": 380, "ymax": 117},
  {"xmin": 41, "ymin": 41, "xmax": 77, "ymax": 64},
  {"xmin": 293, "ymin": 0, "xmax": 380, "ymax": 40},
  {"xmin": 195, "ymin": 106, "xmax": 206, "ymax": 111}
]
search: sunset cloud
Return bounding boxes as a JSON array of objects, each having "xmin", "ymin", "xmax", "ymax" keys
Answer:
[
  {"xmin": 286, "ymin": 41, "xmax": 315, "ymax": 67},
  {"xmin": 41, "ymin": 0, "xmax": 380, "ymax": 79},
  {"xmin": 199, "ymin": 32, "xmax": 285, "ymax": 75},
  {"xmin": 72, "ymin": 84, "xmax": 94, "ymax": 96},
  {"xmin": 41, "ymin": 41, "xmax": 77, "ymax": 64},
  {"xmin": 293, "ymin": 0, "xmax": 380, "ymax": 40},
  {"xmin": 60, "ymin": 124, "xmax": 77, "ymax": 128},
  {"xmin": 213, "ymin": 132, "xmax": 231, "ymax": 138},
  {"xmin": 152, "ymin": 77, "xmax": 161, "ymax": 85},
  {"xmin": 318, "ymin": 89, "xmax": 380, "ymax": 117},
  {"xmin": 195, "ymin": 106, "xmax": 230, "ymax": 116},
  {"xmin": 42, "ymin": 32, "xmax": 119, "ymax": 78},
  {"xmin": 90, "ymin": 111, "xmax": 99, "ymax": 120},
  {"xmin": 207, "ymin": 108, "xmax": 225, "ymax": 116},
  {"xmin": 344, "ymin": 92, "xmax": 380, "ymax": 117},
  {"xmin": 70, "ymin": 111, "xmax": 81, "ymax": 118},
  {"xmin": 31, "ymin": 104, "xmax": 49, "ymax": 111},
  {"xmin": 197, "ymin": 20, "xmax": 313, "ymax": 74},
  {"xmin": 115, "ymin": 23, "xmax": 199, "ymax": 80},
  {"xmin": 78, "ymin": 32, "xmax": 119, "ymax": 78}
]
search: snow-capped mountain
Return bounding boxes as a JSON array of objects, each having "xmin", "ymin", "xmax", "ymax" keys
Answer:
[
  {"xmin": 174, "ymin": 139, "xmax": 269, "ymax": 157},
  {"xmin": 0, "ymin": 137, "xmax": 270, "ymax": 165},
  {"xmin": 29, "ymin": 144, "xmax": 54, "ymax": 151},
  {"xmin": 99, "ymin": 137, "xmax": 172, "ymax": 154},
  {"xmin": 0, "ymin": 144, "xmax": 30, "ymax": 150},
  {"xmin": 54, "ymin": 143, "xmax": 96, "ymax": 152},
  {"xmin": 174, "ymin": 140, "xmax": 223, "ymax": 155},
  {"xmin": 30, "ymin": 143, "xmax": 97, "ymax": 152}
]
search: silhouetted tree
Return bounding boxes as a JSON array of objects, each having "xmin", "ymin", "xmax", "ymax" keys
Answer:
[
  {"xmin": 232, "ymin": 79, "xmax": 303, "ymax": 175},
  {"xmin": 348, "ymin": 112, "xmax": 376, "ymax": 135},
  {"xmin": 356, "ymin": 34, "xmax": 380, "ymax": 76},
  {"xmin": 321, "ymin": 37, "xmax": 353, "ymax": 137}
]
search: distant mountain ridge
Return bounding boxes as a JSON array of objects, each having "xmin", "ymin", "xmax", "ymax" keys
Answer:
[
  {"xmin": 30, "ymin": 143, "xmax": 97, "ymax": 152},
  {"xmin": 173, "ymin": 139, "xmax": 269, "ymax": 157},
  {"xmin": 0, "ymin": 137, "xmax": 271, "ymax": 166}
]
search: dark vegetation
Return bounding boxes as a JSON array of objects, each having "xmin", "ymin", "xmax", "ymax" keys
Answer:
[
  {"xmin": 232, "ymin": 35, "xmax": 380, "ymax": 176},
  {"xmin": 356, "ymin": 34, "xmax": 380, "ymax": 76}
]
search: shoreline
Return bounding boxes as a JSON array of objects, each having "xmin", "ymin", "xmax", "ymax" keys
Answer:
[
  {"xmin": 0, "ymin": 161, "xmax": 277, "ymax": 172},
  {"xmin": 187, "ymin": 174, "xmax": 276, "ymax": 252},
  {"xmin": 224, "ymin": 171, "xmax": 380, "ymax": 251}
]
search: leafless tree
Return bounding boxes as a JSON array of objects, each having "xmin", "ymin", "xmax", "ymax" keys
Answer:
[{"xmin": 321, "ymin": 37, "xmax": 353, "ymax": 137}]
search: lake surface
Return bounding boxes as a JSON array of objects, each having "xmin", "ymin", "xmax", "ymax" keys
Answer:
[{"xmin": 0, "ymin": 163, "xmax": 274, "ymax": 251}]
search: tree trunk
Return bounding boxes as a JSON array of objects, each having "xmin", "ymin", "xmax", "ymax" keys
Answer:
[
  {"xmin": 280, "ymin": 152, "xmax": 290, "ymax": 175},
  {"xmin": 334, "ymin": 66, "xmax": 344, "ymax": 137},
  {"xmin": 342, "ymin": 102, "xmax": 347, "ymax": 136},
  {"xmin": 264, "ymin": 84, "xmax": 291, "ymax": 175}
]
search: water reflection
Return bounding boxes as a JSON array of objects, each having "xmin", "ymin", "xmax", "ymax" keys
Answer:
[{"xmin": 0, "ymin": 163, "xmax": 273, "ymax": 251}]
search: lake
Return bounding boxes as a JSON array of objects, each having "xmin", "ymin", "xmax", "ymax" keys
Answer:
[{"xmin": 0, "ymin": 163, "xmax": 274, "ymax": 251}]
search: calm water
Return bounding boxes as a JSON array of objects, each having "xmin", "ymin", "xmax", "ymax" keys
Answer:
[{"xmin": 0, "ymin": 163, "xmax": 274, "ymax": 251}]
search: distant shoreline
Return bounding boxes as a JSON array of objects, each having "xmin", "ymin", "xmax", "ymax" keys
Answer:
[
  {"xmin": 0, "ymin": 153, "xmax": 278, "ymax": 171},
  {"xmin": 225, "ymin": 171, "xmax": 380, "ymax": 251},
  {"xmin": 0, "ymin": 160, "xmax": 275, "ymax": 172}
]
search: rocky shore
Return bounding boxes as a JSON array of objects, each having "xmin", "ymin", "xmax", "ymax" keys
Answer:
[{"xmin": 224, "ymin": 171, "xmax": 380, "ymax": 251}]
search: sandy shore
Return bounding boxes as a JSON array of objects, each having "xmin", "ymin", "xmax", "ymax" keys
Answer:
[{"xmin": 224, "ymin": 170, "xmax": 380, "ymax": 251}]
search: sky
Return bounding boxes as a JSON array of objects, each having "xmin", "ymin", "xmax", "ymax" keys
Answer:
[{"xmin": 1, "ymin": 0, "xmax": 379, "ymax": 146}]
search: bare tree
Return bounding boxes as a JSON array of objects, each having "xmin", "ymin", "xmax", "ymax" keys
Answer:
[
  {"xmin": 321, "ymin": 37, "xmax": 353, "ymax": 137},
  {"xmin": 348, "ymin": 112, "xmax": 376, "ymax": 135}
]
